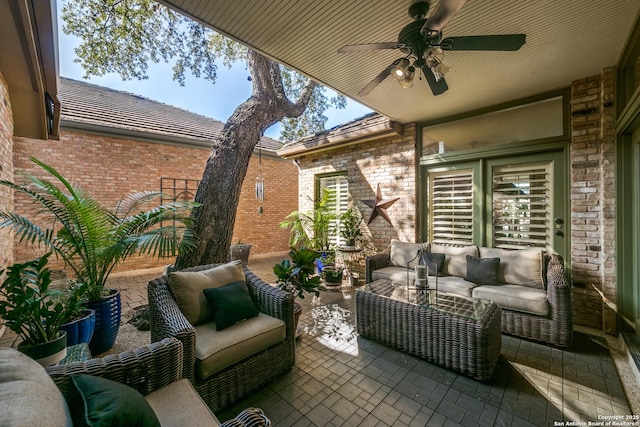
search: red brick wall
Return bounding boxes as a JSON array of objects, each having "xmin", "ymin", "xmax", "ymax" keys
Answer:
[
  {"xmin": 0, "ymin": 71, "xmax": 14, "ymax": 271},
  {"xmin": 13, "ymin": 129, "xmax": 296, "ymax": 272}
]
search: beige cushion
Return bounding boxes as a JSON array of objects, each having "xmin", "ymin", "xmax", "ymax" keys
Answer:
[
  {"xmin": 168, "ymin": 261, "xmax": 245, "ymax": 325},
  {"xmin": 390, "ymin": 239, "xmax": 427, "ymax": 268},
  {"xmin": 0, "ymin": 348, "xmax": 72, "ymax": 427},
  {"xmin": 479, "ymin": 247, "xmax": 544, "ymax": 288},
  {"xmin": 472, "ymin": 284, "xmax": 549, "ymax": 316},
  {"xmin": 194, "ymin": 313, "xmax": 286, "ymax": 380},
  {"xmin": 145, "ymin": 379, "xmax": 219, "ymax": 426},
  {"xmin": 434, "ymin": 276, "xmax": 478, "ymax": 298},
  {"xmin": 430, "ymin": 244, "xmax": 478, "ymax": 277}
]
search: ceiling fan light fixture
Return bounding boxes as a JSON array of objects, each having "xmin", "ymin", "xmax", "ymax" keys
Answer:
[
  {"xmin": 391, "ymin": 58, "xmax": 411, "ymax": 82},
  {"xmin": 399, "ymin": 65, "xmax": 415, "ymax": 88}
]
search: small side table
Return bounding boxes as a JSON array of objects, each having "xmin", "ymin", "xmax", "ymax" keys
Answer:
[{"xmin": 339, "ymin": 246, "xmax": 364, "ymax": 286}]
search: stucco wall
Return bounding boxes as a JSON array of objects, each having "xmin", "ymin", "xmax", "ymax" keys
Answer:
[
  {"xmin": 0, "ymin": 71, "xmax": 13, "ymax": 271},
  {"xmin": 13, "ymin": 129, "xmax": 296, "ymax": 272}
]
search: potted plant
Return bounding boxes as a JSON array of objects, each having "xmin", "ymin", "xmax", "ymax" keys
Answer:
[
  {"xmin": 280, "ymin": 188, "xmax": 336, "ymax": 252},
  {"xmin": 273, "ymin": 247, "xmax": 326, "ymax": 337},
  {"xmin": 0, "ymin": 253, "xmax": 76, "ymax": 366},
  {"xmin": 340, "ymin": 208, "xmax": 362, "ymax": 247},
  {"xmin": 321, "ymin": 265, "xmax": 344, "ymax": 285},
  {"xmin": 0, "ymin": 157, "xmax": 198, "ymax": 354}
]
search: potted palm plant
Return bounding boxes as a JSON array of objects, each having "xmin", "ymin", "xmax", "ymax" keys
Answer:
[
  {"xmin": 273, "ymin": 247, "xmax": 325, "ymax": 337},
  {"xmin": 0, "ymin": 157, "xmax": 198, "ymax": 354},
  {"xmin": 0, "ymin": 253, "xmax": 77, "ymax": 366},
  {"xmin": 280, "ymin": 188, "xmax": 336, "ymax": 274}
]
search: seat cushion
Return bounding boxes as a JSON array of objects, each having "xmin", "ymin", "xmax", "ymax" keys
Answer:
[
  {"xmin": 430, "ymin": 244, "xmax": 479, "ymax": 277},
  {"xmin": 371, "ymin": 266, "xmax": 419, "ymax": 284},
  {"xmin": 0, "ymin": 348, "xmax": 72, "ymax": 427},
  {"xmin": 432, "ymin": 276, "xmax": 478, "ymax": 298},
  {"xmin": 479, "ymin": 247, "xmax": 544, "ymax": 288},
  {"xmin": 194, "ymin": 313, "xmax": 286, "ymax": 380},
  {"xmin": 168, "ymin": 261, "xmax": 245, "ymax": 326},
  {"xmin": 472, "ymin": 284, "xmax": 549, "ymax": 316},
  {"xmin": 145, "ymin": 379, "xmax": 219, "ymax": 427}
]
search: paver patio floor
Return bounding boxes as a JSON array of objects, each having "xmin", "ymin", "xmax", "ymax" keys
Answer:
[{"xmin": 3, "ymin": 254, "xmax": 635, "ymax": 426}]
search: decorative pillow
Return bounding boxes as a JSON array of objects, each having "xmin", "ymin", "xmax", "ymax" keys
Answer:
[
  {"xmin": 465, "ymin": 255, "xmax": 501, "ymax": 286},
  {"xmin": 390, "ymin": 239, "xmax": 428, "ymax": 268},
  {"xmin": 0, "ymin": 348, "xmax": 72, "ymax": 426},
  {"xmin": 425, "ymin": 252, "xmax": 445, "ymax": 276},
  {"xmin": 168, "ymin": 261, "xmax": 245, "ymax": 325},
  {"xmin": 203, "ymin": 280, "xmax": 259, "ymax": 331},
  {"xmin": 68, "ymin": 375, "xmax": 160, "ymax": 427},
  {"xmin": 479, "ymin": 247, "xmax": 544, "ymax": 288},
  {"xmin": 430, "ymin": 244, "xmax": 479, "ymax": 277}
]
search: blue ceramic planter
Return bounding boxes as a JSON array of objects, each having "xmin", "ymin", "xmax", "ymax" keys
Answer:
[
  {"xmin": 61, "ymin": 309, "xmax": 96, "ymax": 346},
  {"xmin": 85, "ymin": 289, "xmax": 121, "ymax": 355}
]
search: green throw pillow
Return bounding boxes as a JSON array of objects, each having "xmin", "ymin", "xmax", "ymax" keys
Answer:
[
  {"xmin": 425, "ymin": 252, "xmax": 445, "ymax": 276},
  {"xmin": 69, "ymin": 374, "xmax": 160, "ymax": 427},
  {"xmin": 203, "ymin": 280, "xmax": 259, "ymax": 331},
  {"xmin": 465, "ymin": 255, "xmax": 501, "ymax": 286}
]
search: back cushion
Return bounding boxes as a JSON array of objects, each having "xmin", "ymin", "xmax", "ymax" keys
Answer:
[
  {"xmin": 430, "ymin": 244, "xmax": 479, "ymax": 277},
  {"xmin": 390, "ymin": 239, "xmax": 426, "ymax": 268},
  {"xmin": 0, "ymin": 348, "xmax": 72, "ymax": 426},
  {"xmin": 168, "ymin": 261, "xmax": 246, "ymax": 326},
  {"xmin": 479, "ymin": 247, "xmax": 544, "ymax": 288}
]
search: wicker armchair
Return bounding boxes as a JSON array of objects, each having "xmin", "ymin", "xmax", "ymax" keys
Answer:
[
  {"xmin": 148, "ymin": 264, "xmax": 296, "ymax": 412},
  {"xmin": 366, "ymin": 248, "xmax": 572, "ymax": 348},
  {"xmin": 46, "ymin": 338, "xmax": 272, "ymax": 426}
]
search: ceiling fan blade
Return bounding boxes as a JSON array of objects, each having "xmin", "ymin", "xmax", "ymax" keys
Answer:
[
  {"xmin": 421, "ymin": 0, "xmax": 468, "ymax": 36},
  {"xmin": 338, "ymin": 42, "xmax": 401, "ymax": 53},
  {"xmin": 421, "ymin": 65, "xmax": 449, "ymax": 96},
  {"xmin": 358, "ymin": 61, "xmax": 400, "ymax": 96},
  {"xmin": 440, "ymin": 34, "xmax": 526, "ymax": 51}
]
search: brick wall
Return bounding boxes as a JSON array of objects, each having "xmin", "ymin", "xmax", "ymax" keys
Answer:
[
  {"xmin": 0, "ymin": 71, "xmax": 13, "ymax": 271},
  {"xmin": 297, "ymin": 124, "xmax": 417, "ymax": 274},
  {"xmin": 13, "ymin": 130, "xmax": 296, "ymax": 272},
  {"xmin": 569, "ymin": 68, "xmax": 617, "ymax": 332}
]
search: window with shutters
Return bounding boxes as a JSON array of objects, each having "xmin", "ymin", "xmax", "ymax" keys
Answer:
[
  {"xmin": 318, "ymin": 174, "xmax": 349, "ymax": 247},
  {"xmin": 429, "ymin": 170, "xmax": 474, "ymax": 245},
  {"xmin": 492, "ymin": 163, "xmax": 551, "ymax": 249}
]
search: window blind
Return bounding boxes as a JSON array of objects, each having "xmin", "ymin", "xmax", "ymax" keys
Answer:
[
  {"xmin": 492, "ymin": 163, "xmax": 550, "ymax": 249},
  {"xmin": 430, "ymin": 170, "xmax": 474, "ymax": 245},
  {"xmin": 319, "ymin": 175, "xmax": 349, "ymax": 247}
]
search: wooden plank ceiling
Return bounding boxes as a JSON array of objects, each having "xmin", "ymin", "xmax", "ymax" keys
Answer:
[{"xmin": 159, "ymin": 0, "xmax": 640, "ymax": 124}]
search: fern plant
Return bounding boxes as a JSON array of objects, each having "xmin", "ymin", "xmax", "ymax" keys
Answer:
[{"xmin": 0, "ymin": 157, "xmax": 198, "ymax": 301}]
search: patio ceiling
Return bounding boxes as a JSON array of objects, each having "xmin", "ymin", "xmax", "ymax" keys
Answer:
[{"xmin": 159, "ymin": 0, "xmax": 640, "ymax": 125}]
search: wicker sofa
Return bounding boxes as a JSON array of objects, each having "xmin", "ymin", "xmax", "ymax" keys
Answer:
[
  {"xmin": 148, "ymin": 262, "xmax": 296, "ymax": 412},
  {"xmin": 366, "ymin": 240, "xmax": 572, "ymax": 348},
  {"xmin": 0, "ymin": 338, "xmax": 270, "ymax": 426}
]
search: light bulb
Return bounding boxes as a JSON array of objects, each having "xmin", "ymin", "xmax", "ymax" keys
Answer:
[
  {"xmin": 391, "ymin": 58, "xmax": 410, "ymax": 82},
  {"xmin": 400, "ymin": 66, "xmax": 415, "ymax": 88}
]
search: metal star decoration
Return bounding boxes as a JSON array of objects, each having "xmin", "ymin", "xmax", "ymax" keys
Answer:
[{"xmin": 362, "ymin": 184, "xmax": 399, "ymax": 225}]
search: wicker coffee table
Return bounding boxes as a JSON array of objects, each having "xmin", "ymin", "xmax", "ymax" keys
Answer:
[{"xmin": 356, "ymin": 279, "xmax": 501, "ymax": 381}]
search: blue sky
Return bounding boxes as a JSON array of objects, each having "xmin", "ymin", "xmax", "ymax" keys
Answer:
[{"xmin": 56, "ymin": 7, "xmax": 372, "ymax": 140}]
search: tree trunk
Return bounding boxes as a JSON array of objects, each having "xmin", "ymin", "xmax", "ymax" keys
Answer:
[{"xmin": 175, "ymin": 50, "xmax": 315, "ymax": 269}]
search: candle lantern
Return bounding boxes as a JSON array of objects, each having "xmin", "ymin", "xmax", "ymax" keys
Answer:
[{"xmin": 414, "ymin": 249, "xmax": 428, "ymax": 290}]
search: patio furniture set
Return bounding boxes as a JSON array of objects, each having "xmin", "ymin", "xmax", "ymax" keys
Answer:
[
  {"xmin": 359, "ymin": 239, "xmax": 573, "ymax": 381},
  {"xmin": 1, "ymin": 240, "xmax": 572, "ymax": 424}
]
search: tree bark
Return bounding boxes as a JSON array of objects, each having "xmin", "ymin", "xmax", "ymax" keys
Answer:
[{"xmin": 175, "ymin": 50, "xmax": 316, "ymax": 268}]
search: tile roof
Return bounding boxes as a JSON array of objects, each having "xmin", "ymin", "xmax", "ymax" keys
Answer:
[
  {"xmin": 277, "ymin": 112, "xmax": 402, "ymax": 158},
  {"xmin": 59, "ymin": 77, "xmax": 281, "ymax": 152}
]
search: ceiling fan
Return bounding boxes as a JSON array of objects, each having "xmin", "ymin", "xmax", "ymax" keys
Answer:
[{"xmin": 337, "ymin": 0, "xmax": 526, "ymax": 96}]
